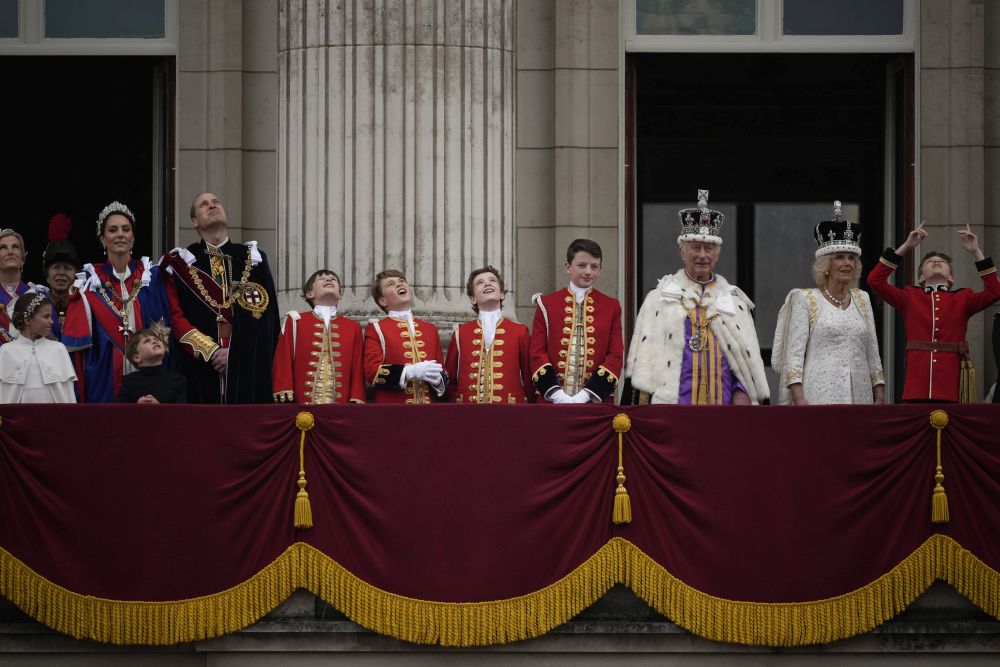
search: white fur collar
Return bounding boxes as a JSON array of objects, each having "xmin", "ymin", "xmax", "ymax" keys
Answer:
[{"xmin": 657, "ymin": 271, "xmax": 738, "ymax": 316}]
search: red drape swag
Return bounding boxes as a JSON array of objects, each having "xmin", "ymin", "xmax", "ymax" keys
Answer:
[{"xmin": 1, "ymin": 404, "xmax": 998, "ymax": 633}]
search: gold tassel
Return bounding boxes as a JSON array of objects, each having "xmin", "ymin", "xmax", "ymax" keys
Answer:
[
  {"xmin": 929, "ymin": 410, "xmax": 949, "ymax": 524},
  {"xmin": 959, "ymin": 360, "xmax": 976, "ymax": 404},
  {"xmin": 612, "ymin": 413, "xmax": 632, "ymax": 525},
  {"xmin": 294, "ymin": 411, "xmax": 316, "ymax": 529}
]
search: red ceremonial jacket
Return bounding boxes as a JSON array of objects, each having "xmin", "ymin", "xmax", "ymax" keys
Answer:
[
  {"xmin": 271, "ymin": 311, "xmax": 365, "ymax": 404},
  {"xmin": 363, "ymin": 316, "xmax": 443, "ymax": 404},
  {"xmin": 529, "ymin": 287, "xmax": 624, "ymax": 403},
  {"xmin": 868, "ymin": 248, "xmax": 1000, "ymax": 401},
  {"xmin": 444, "ymin": 317, "xmax": 534, "ymax": 404}
]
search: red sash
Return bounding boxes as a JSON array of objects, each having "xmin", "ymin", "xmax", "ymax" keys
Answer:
[{"xmin": 161, "ymin": 252, "xmax": 234, "ymax": 323}]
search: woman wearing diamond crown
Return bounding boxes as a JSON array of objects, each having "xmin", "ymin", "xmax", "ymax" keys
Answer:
[
  {"xmin": 772, "ymin": 202, "xmax": 885, "ymax": 405},
  {"xmin": 61, "ymin": 202, "xmax": 190, "ymax": 402}
]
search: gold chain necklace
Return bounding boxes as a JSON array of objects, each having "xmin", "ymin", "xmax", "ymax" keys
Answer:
[
  {"xmin": 188, "ymin": 252, "xmax": 253, "ymax": 310},
  {"xmin": 96, "ymin": 276, "xmax": 143, "ymax": 328}
]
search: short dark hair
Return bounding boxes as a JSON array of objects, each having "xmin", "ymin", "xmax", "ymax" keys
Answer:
[
  {"xmin": 920, "ymin": 251, "xmax": 952, "ymax": 268},
  {"xmin": 371, "ymin": 269, "xmax": 407, "ymax": 312},
  {"xmin": 11, "ymin": 292, "xmax": 49, "ymax": 331},
  {"xmin": 303, "ymin": 269, "xmax": 342, "ymax": 307},
  {"xmin": 126, "ymin": 328, "xmax": 162, "ymax": 364},
  {"xmin": 566, "ymin": 239, "xmax": 602, "ymax": 264},
  {"xmin": 918, "ymin": 251, "xmax": 953, "ymax": 283},
  {"xmin": 465, "ymin": 266, "xmax": 505, "ymax": 314}
]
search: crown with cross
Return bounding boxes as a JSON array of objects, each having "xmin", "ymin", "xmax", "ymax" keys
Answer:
[
  {"xmin": 814, "ymin": 201, "xmax": 862, "ymax": 258},
  {"xmin": 677, "ymin": 189, "xmax": 725, "ymax": 246}
]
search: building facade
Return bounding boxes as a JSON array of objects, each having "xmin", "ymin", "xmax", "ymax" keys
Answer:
[
  {"xmin": 2, "ymin": 0, "xmax": 996, "ymax": 398},
  {"xmin": 172, "ymin": 0, "xmax": 1000, "ymax": 400},
  {"xmin": 1, "ymin": 2, "xmax": 1000, "ymax": 659}
]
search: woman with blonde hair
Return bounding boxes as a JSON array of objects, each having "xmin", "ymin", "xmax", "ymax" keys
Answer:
[{"xmin": 772, "ymin": 202, "xmax": 884, "ymax": 405}]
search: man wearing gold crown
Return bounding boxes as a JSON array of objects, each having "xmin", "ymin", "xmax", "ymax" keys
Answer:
[
  {"xmin": 622, "ymin": 190, "xmax": 769, "ymax": 405},
  {"xmin": 160, "ymin": 192, "xmax": 279, "ymax": 403}
]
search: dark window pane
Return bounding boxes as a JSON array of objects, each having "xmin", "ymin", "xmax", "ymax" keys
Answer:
[
  {"xmin": 0, "ymin": 0, "xmax": 17, "ymax": 38},
  {"xmin": 637, "ymin": 0, "xmax": 756, "ymax": 36},
  {"xmin": 783, "ymin": 0, "xmax": 904, "ymax": 36},
  {"xmin": 46, "ymin": 0, "xmax": 165, "ymax": 39}
]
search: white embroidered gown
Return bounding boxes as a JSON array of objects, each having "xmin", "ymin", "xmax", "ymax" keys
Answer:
[{"xmin": 773, "ymin": 288, "xmax": 884, "ymax": 405}]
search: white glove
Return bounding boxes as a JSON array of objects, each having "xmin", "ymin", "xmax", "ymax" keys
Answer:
[
  {"xmin": 403, "ymin": 360, "xmax": 444, "ymax": 384},
  {"xmin": 570, "ymin": 391, "xmax": 592, "ymax": 404},
  {"xmin": 423, "ymin": 370, "xmax": 444, "ymax": 387},
  {"xmin": 548, "ymin": 389, "xmax": 572, "ymax": 404}
]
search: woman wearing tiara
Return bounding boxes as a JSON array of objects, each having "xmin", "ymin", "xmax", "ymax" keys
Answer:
[
  {"xmin": 772, "ymin": 202, "xmax": 885, "ymax": 405},
  {"xmin": 62, "ymin": 202, "xmax": 185, "ymax": 402}
]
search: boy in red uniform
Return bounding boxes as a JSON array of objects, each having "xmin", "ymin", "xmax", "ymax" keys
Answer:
[
  {"xmin": 445, "ymin": 266, "xmax": 534, "ymax": 403},
  {"xmin": 530, "ymin": 239, "xmax": 624, "ymax": 404},
  {"xmin": 868, "ymin": 221, "xmax": 1000, "ymax": 402},
  {"xmin": 363, "ymin": 269, "xmax": 445, "ymax": 404},
  {"xmin": 271, "ymin": 270, "xmax": 365, "ymax": 404}
]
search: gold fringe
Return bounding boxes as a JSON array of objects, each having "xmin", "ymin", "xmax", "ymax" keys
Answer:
[
  {"xmin": 611, "ymin": 413, "xmax": 632, "ymax": 525},
  {"xmin": 929, "ymin": 410, "xmax": 949, "ymax": 524},
  {"xmin": 623, "ymin": 534, "xmax": 1000, "ymax": 647},
  {"xmin": 1, "ymin": 535, "xmax": 999, "ymax": 647},
  {"xmin": 294, "ymin": 412, "xmax": 315, "ymax": 530},
  {"xmin": 0, "ymin": 544, "xmax": 300, "ymax": 645}
]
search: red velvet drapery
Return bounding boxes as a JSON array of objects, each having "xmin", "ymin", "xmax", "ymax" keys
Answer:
[{"xmin": 1, "ymin": 404, "xmax": 998, "ymax": 645}]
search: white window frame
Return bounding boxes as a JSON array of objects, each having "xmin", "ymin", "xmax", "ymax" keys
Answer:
[
  {"xmin": 626, "ymin": 0, "xmax": 915, "ymax": 53},
  {"xmin": 0, "ymin": 0, "xmax": 177, "ymax": 55}
]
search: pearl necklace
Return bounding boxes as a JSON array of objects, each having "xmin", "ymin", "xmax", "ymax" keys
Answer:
[{"xmin": 823, "ymin": 288, "xmax": 850, "ymax": 308}]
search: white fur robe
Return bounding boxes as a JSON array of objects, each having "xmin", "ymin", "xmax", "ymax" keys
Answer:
[{"xmin": 624, "ymin": 270, "xmax": 770, "ymax": 404}]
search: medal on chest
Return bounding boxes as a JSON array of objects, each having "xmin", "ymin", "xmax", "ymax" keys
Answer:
[
  {"xmin": 234, "ymin": 282, "xmax": 270, "ymax": 319},
  {"xmin": 688, "ymin": 306, "xmax": 718, "ymax": 352}
]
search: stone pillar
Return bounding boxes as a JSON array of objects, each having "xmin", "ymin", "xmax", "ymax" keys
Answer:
[
  {"xmin": 920, "ymin": 0, "xmax": 997, "ymax": 397},
  {"xmin": 277, "ymin": 0, "xmax": 515, "ymax": 325},
  {"xmin": 986, "ymin": 0, "xmax": 1000, "ymax": 394},
  {"xmin": 176, "ymin": 0, "xmax": 279, "ymax": 252},
  {"xmin": 514, "ymin": 0, "xmax": 620, "ymax": 325}
]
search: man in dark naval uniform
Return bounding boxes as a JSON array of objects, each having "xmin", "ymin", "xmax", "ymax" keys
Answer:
[{"xmin": 160, "ymin": 192, "xmax": 279, "ymax": 403}]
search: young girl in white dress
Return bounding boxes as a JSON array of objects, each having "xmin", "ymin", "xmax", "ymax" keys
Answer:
[{"xmin": 0, "ymin": 291, "xmax": 77, "ymax": 403}]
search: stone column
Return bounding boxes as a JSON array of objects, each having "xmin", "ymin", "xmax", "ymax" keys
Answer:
[
  {"xmin": 920, "ymin": 0, "xmax": 997, "ymax": 396},
  {"xmin": 177, "ymin": 0, "xmax": 279, "ymax": 252},
  {"xmin": 513, "ymin": 0, "xmax": 620, "ymax": 325},
  {"xmin": 277, "ymin": 0, "xmax": 515, "ymax": 325}
]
